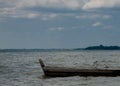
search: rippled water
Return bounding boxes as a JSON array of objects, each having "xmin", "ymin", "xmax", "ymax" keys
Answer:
[{"xmin": 0, "ymin": 50, "xmax": 120, "ymax": 86}]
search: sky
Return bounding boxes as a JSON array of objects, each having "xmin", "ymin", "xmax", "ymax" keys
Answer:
[{"xmin": 0, "ymin": 0, "xmax": 120, "ymax": 49}]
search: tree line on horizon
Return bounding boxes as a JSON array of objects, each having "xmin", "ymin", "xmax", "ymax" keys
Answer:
[
  {"xmin": 0, "ymin": 45, "xmax": 120, "ymax": 52},
  {"xmin": 84, "ymin": 45, "xmax": 120, "ymax": 50}
]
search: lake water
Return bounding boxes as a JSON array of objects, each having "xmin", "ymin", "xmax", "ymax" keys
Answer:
[{"xmin": 0, "ymin": 50, "xmax": 120, "ymax": 86}]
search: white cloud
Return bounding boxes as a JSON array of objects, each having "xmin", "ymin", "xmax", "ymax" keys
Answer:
[
  {"xmin": 14, "ymin": 0, "xmax": 120, "ymax": 10},
  {"xmin": 0, "ymin": 6, "xmax": 59, "ymax": 20},
  {"xmin": 41, "ymin": 13, "xmax": 58, "ymax": 21},
  {"xmin": 75, "ymin": 14, "xmax": 100, "ymax": 19},
  {"xmin": 49, "ymin": 27, "xmax": 65, "ymax": 31},
  {"xmin": 0, "ymin": 0, "xmax": 119, "ymax": 19},
  {"xmin": 16, "ymin": 0, "xmax": 84, "ymax": 10},
  {"xmin": 83, "ymin": 0, "xmax": 120, "ymax": 10},
  {"xmin": 0, "ymin": 7, "xmax": 40, "ymax": 19},
  {"xmin": 75, "ymin": 14, "xmax": 111, "ymax": 19},
  {"xmin": 92, "ymin": 22, "xmax": 102, "ymax": 27},
  {"xmin": 12, "ymin": 13, "xmax": 39, "ymax": 19},
  {"xmin": 102, "ymin": 15, "xmax": 111, "ymax": 19}
]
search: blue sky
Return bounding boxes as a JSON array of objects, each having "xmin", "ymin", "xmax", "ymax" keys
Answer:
[{"xmin": 0, "ymin": 0, "xmax": 120, "ymax": 49}]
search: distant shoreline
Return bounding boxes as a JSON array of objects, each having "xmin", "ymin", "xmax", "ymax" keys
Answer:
[{"xmin": 0, "ymin": 45, "xmax": 120, "ymax": 52}]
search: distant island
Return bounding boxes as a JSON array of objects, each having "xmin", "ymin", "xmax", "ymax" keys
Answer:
[{"xmin": 84, "ymin": 45, "xmax": 120, "ymax": 50}]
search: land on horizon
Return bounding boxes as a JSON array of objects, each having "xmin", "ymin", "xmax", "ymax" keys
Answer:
[{"xmin": 0, "ymin": 45, "xmax": 120, "ymax": 52}]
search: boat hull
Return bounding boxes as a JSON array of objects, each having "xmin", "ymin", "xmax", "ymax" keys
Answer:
[
  {"xmin": 43, "ymin": 67, "xmax": 120, "ymax": 77},
  {"xmin": 39, "ymin": 59, "xmax": 120, "ymax": 77}
]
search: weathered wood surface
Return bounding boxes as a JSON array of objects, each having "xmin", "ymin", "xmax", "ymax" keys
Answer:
[{"xmin": 39, "ymin": 59, "xmax": 120, "ymax": 77}]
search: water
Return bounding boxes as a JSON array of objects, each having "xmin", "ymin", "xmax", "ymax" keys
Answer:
[{"xmin": 0, "ymin": 50, "xmax": 120, "ymax": 86}]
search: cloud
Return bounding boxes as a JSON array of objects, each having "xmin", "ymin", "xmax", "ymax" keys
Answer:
[
  {"xmin": 0, "ymin": 7, "xmax": 40, "ymax": 19},
  {"xmin": 11, "ymin": 12, "xmax": 40, "ymax": 19},
  {"xmin": 75, "ymin": 14, "xmax": 111, "ymax": 19},
  {"xmin": 16, "ymin": 0, "xmax": 84, "ymax": 10},
  {"xmin": 14, "ymin": 0, "xmax": 120, "ymax": 10},
  {"xmin": 0, "ymin": 6, "xmax": 59, "ymax": 20},
  {"xmin": 0, "ymin": 0, "xmax": 120, "ymax": 19},
  {"xmin": 41, "ymin": 13, "xmax": 58, "ymax": 21},
  {"xmin": 49, "ymin": 27, "xmax": 65, "ymax": 31},
  {"xmin": 0, "ymin": 0, "xmax": 72, "ymax": 20},
  {"xmin": 92, "ymin": 22, "xmax": 102, "ymax": 27},
  {"xmin": 102, "ymin": 15, "xmax": 111, "ymax": 19},
  {"xmin": 82, "ymin": 0, "xmax": 120, "ymax": 10}
]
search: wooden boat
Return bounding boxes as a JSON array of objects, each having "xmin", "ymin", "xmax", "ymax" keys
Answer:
[{"xmin": 39, "ymin": 59, "xmax": 120, "ymax": 77}]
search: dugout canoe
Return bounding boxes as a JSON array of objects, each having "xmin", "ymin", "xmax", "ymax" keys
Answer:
[{"xmin": 39, "ymin": 59, "xmax": 120, "ymax": 77}]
